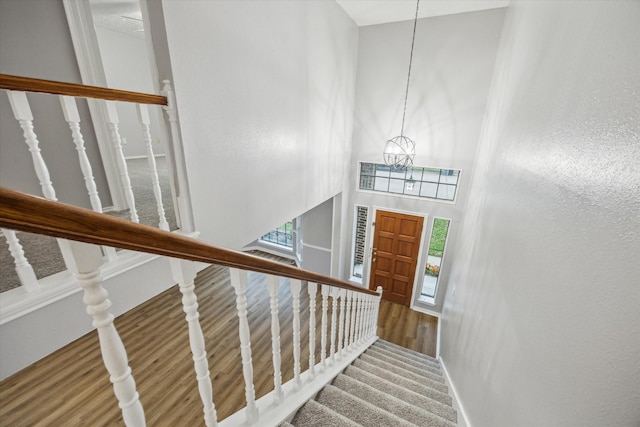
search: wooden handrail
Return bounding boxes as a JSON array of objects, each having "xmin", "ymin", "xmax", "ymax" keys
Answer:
[
  {"xmin": 0, "ymin": 187, "xmax": 378, "ymax": 296},
  {"xmin": 0, "ymin": 74, "xmax": 167, "ymax": 105}
]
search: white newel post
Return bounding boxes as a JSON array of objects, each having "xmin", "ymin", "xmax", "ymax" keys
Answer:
[
  {"xmin": 307, "ymin": 281, "xmax": 317, "ymax": 379},
  {"xmin": 6, "ymin": 90, "xmax": 77, "ymax": 271},
  {"xmin": 344, "ymin": 291, "xmax": 353, "ymax": 351},
  {"xmin": 329, "ymin": 288, "xmax": 338, "ymax": 363},
  {"xmin": 104, "ymin": 101, "xmax": 138, "ymax": 223},
  {"xmin": 2, "ymin": 229, "xmax": 39, "ymax": 292},
  {"xmin": 59, "ymin": 95, "xmax": 117, "ymax": 262},
  {"xmin": 68, "ymin": 241, "xmax": 145, "ymax": 427},
  {"xmin": 170, "ymin": 259, "xmax": 217, "ymax": 427},
  {"xmin": 266, "ymin": 275, "xmax": 283, "ymax": 405},
  {"xmin": 229, "ymin": 268, "xmax": 259, "ymax": 424},
  {"xmin": 374, "ymin": 286, "xmax": 383, "ymax": 336},
  {"xmin": 137, "ymin": 104, "xmax": 169, "ymax": 231},
  {"xmin": 161, "ymin": 80, "xmax": 195, "ymax": 233},
  {"xmin": 337, "ymin": 289, "xmax": 346, "ymax": 358},
  {"xmin": 290, "ymin": 279, "xmax": 302, "ymax": 390},
  {"xmin": 320, "ymin": 285, "xmax": 329, "ymax": 369}
]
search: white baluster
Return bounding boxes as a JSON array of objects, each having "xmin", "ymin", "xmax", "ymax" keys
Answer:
[
  {"xmin": 59, "ymin": 95, "xmax": 117, "ymax": 262},
  {"xmin": 348, "ymin": 291, "xmax": 357, "ymax": 350},
  {"xmin": 329, "ymin": 288, "xmax": 338, "ymax": 364},
  {"xmin": 68, "ymin": 241, "xmax": 145, "ymax": 426},
  {"xmin": 290, "ymin": 279, "xmax": 302, "ymax": 390},
  {"xmin": 2, "ymin": 229, "xmax": 39, "ymax": 292},
  {"xmin": 337, "ymin": 289, "xmax": 346, "ymax": 358},
  {"xmin": 137, "ymin": 104, "xmax": 169, "ymax": 231},
  {"xmin": 105, "ymin": 101, "xmax": 138, "ymax": 223},
  {"xmin": 366, "ymin": 295, "xmax": 374, "ymax": 339},
  {"xmin": 363, "ymin": 295, "xmax": 370, "ymax": 340},
  {"xmin": 307, "ymin": 281, "xmax": 317, "ymax": 379},
  {"xmin": 265, "ymin": 275, "xmax": 283, "ymax": 405},
  {"xmin": 352, "ymin": 293, "xmax": 360, "ymax": 347},
  {"xmin": 7, "ymin": 91, "xmax": 56, "ymax": 200},
  {"xmin": 229, "ymin": 268, "xmax": 259, "ymax": 424},
  {"xmin": 344, "ymin": 291, "xmax": 353, "ymax": 351},
  {"xmin": 320, "ymin": 285, "xmax": 330, "ymax": 369},
  {"xmin": 171, "ymin": 259, "xmax": 217, "ymax": 427},
  {"xmin": 7, "ymin": 91, "xmax": 78, "ymax": 271},
  {"xmin": 358, "ymin": 294, "xmax": 366, "ymax": 344},
  {"xmin": 161, "ymin": 80, "xmax": 195, "ymax": 233}
]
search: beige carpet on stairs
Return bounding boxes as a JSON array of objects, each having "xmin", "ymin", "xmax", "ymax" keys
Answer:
[{"xmin": 281, "ymin": 339, "xmax": 457, "ymax": 427}]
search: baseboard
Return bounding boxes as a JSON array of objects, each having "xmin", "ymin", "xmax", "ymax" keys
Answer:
[
  {"xmin": 124, "ymin": 154, "xmax": 166, "ymax": 160},
  {"xmin": 409, "ymin": 303, "xmax": 441, "ymax": 318},
  {"xmin": 439, "ymin": 357, "xmax": 472, "ymax": 427}
]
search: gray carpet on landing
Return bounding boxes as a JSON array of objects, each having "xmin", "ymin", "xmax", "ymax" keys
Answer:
[
  {"xmin": 0, "ymin": 158, "xmax": 176, "ymax": 293},
  {"xmin": 288, "ymin": 339, "xmax": 457, "ymax": 427}
]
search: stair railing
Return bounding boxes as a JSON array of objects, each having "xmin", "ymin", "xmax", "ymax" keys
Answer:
[
  {"xmin": 0, "ymin": 74, "xmax": 193, "ymax": 298},
  {"xmin": 0, "ymin": 187, "xmax": 383, "ymax": 427}
]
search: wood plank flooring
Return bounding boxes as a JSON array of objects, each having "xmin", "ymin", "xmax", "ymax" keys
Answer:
[{"xmin": 0, "ymin": 252, "xmax": 437, "ymax": 426}]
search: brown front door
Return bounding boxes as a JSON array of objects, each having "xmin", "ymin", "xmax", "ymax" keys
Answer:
[{"xmin": 369, "ymin": 210, "xmax": 424, "ymax": 306}]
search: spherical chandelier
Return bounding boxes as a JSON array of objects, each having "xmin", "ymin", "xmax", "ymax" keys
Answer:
[{"xmin": 383, "ymin": 0, "xmax": 420, "ymax": 169}]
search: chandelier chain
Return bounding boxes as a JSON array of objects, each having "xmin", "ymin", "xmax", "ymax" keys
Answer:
[{"xmin": 400, "ymin": 0, "xmax": 420, "ymax": 137}]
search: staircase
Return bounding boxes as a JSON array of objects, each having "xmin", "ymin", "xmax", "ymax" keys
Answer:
[{"xmin": 281, "ymin": 339, "xmax": 457, "ymax": 427}]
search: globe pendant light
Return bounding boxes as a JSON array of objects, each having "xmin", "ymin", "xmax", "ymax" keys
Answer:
[{"xmin": 383, "ymin": 0, "xmax": 420, "ymax": 169}]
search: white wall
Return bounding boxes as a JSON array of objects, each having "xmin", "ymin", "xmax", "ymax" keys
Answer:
[
  {"xmin": 345, "ymin": 9, "xmax": 505, "ymax": 311},
  {"xmin": 161, "ymin": 0, "xmax": 358, "ymax": 250},
  {"xmin": 93, "ymin": 25, "xmax": 165, "ymax": 159},
  {"xmin": 301, "ymin": 197, "xmax": 334, "ymax": 276},
  {"xmin": 0, "ymin": 0, "xmax": 111, "ymax": 209},
  {"xmin": 440, "ymin": 2, "xmax": 640, "ymax": 426}
]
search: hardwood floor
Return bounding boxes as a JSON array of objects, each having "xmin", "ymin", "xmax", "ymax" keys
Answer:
[{"xmin": 0, "ymin": 253, "xmax": 437, "ymax": 426}]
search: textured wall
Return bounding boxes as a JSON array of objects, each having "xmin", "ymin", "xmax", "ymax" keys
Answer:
[
  {"xmin": 441, "ymin": 1, "xmax": 640, "ymax": 426},
  {"xmin": 0, "ymin": 0, "xmax": 110, "ymax": 208},
  {"xmin": 162, "ymin": 0, "xmax": 358, "ymax": 249},
  {"xmin": 346, "ymin": 8, "xmax": 506, "ymax": 310}
]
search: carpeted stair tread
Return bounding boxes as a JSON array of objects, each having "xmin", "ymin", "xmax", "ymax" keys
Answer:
[
  {"xmin": 359, "ymin": 352, "xmax": 447, "ymax": 387},
  {"xmin": 351, "ymin": 359, "xmax": 451, "ymax": 401},
  {"xmin": 277, "ymin": 422, "xmax": 294, "ymax": 427},
  {"xmin": 343, "ymin": 365, "xmax": 455, "ymax": 419},
  {"xmin": 370, "ymin": 343, "xmax": 442, "ymax": 371},
  {"xmin": 376, "ymin": 339, "xmax": 438, "ymax": 363},
  {"xmin": 315, "ymin": 384, "xmax": 415, "ymax": 427},
  {"xmin": 365, "ymin": 347, "xmax": 443, "ymax": 377},
  {"xmin": 331, "ymin": 374, "xmax": 456, "ymax": 427},
  {"xmin": 291, "ymin": 399, "xmax": 362, "ymax": 427}
]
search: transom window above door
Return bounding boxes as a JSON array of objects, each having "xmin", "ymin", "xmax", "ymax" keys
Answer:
[{"xmin": 358, "ymin": 162, "xmax": 460, "ymax": 201}]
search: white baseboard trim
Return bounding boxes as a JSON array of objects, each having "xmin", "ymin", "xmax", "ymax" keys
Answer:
[
  {"xmin": 409, "ymin": 303, "xmax": 441, "ymax": 318},
  {"xmin": 439, "ymin": 357, "xmax": 472, "ymax": 427},
  {"xmin": 124, "ymin": 154, "xmax": 166, "ymax": 160}
]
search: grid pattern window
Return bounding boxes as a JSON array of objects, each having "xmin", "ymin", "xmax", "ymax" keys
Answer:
[
  {"xmin": 261, "ymin": 221, "xmax": 293, "ymax": 248},
  {"xmin": 359, "ymin": 163, "xmax": 460, "ymax": 201},
  {"xmin": 351, "ymin": 206, "xmax": 368, "ymax": 281}
]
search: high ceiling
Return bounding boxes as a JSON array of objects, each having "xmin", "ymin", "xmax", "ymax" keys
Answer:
[
  {"xmin": 335, "ymin": 0, "xmax": 510, "ymax": 26},
  {"xmin": 88, "ymin": 0, "xmax": 511, "ymax": 38}
]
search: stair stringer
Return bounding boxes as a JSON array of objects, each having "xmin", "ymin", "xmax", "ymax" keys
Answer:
[{"xmin": 219, "ymin": 335, "xmax": 379, "ymax": 427}]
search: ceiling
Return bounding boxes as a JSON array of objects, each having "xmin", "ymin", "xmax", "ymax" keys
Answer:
[
  {"xmin": 87, "ymin": 0, "xmax": 511, "ymax": 38},
  {"xmin": 335, "ymin": 0, "xmax": 510, "ymax": 26}
]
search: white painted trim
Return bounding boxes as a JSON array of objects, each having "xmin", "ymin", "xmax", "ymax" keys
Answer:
[
  {"xmin": 355, "ymin": 161, "xmax": 463, "ymax": 205},
  {"xmin": 124, "ymin": 154, "xmax": 166, "ymax": 160},
  {"xmin": 62, "ymin": 0, "xmax": 126, "ymax": 210},
  {"xmin": 440, "ymin": 357, "xmax": 472, "ymax": 427},
  {"xmin": 0, "ymin": 250, "xmax": 159, "ymax": 325},
  {"xmin": 302, "ymin": 242, "xmax": 332, "ymax": 253},
  {"xmin": 219, "ymin": 336, "xmax": 379, "ymax": 427},
  {"xmin": 436, "ymin": 317, "xmax": 441, "ymax": 358},
  {"xmin": 408, "ymin": 304, "xmax": 441, "ymax": 318}
]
